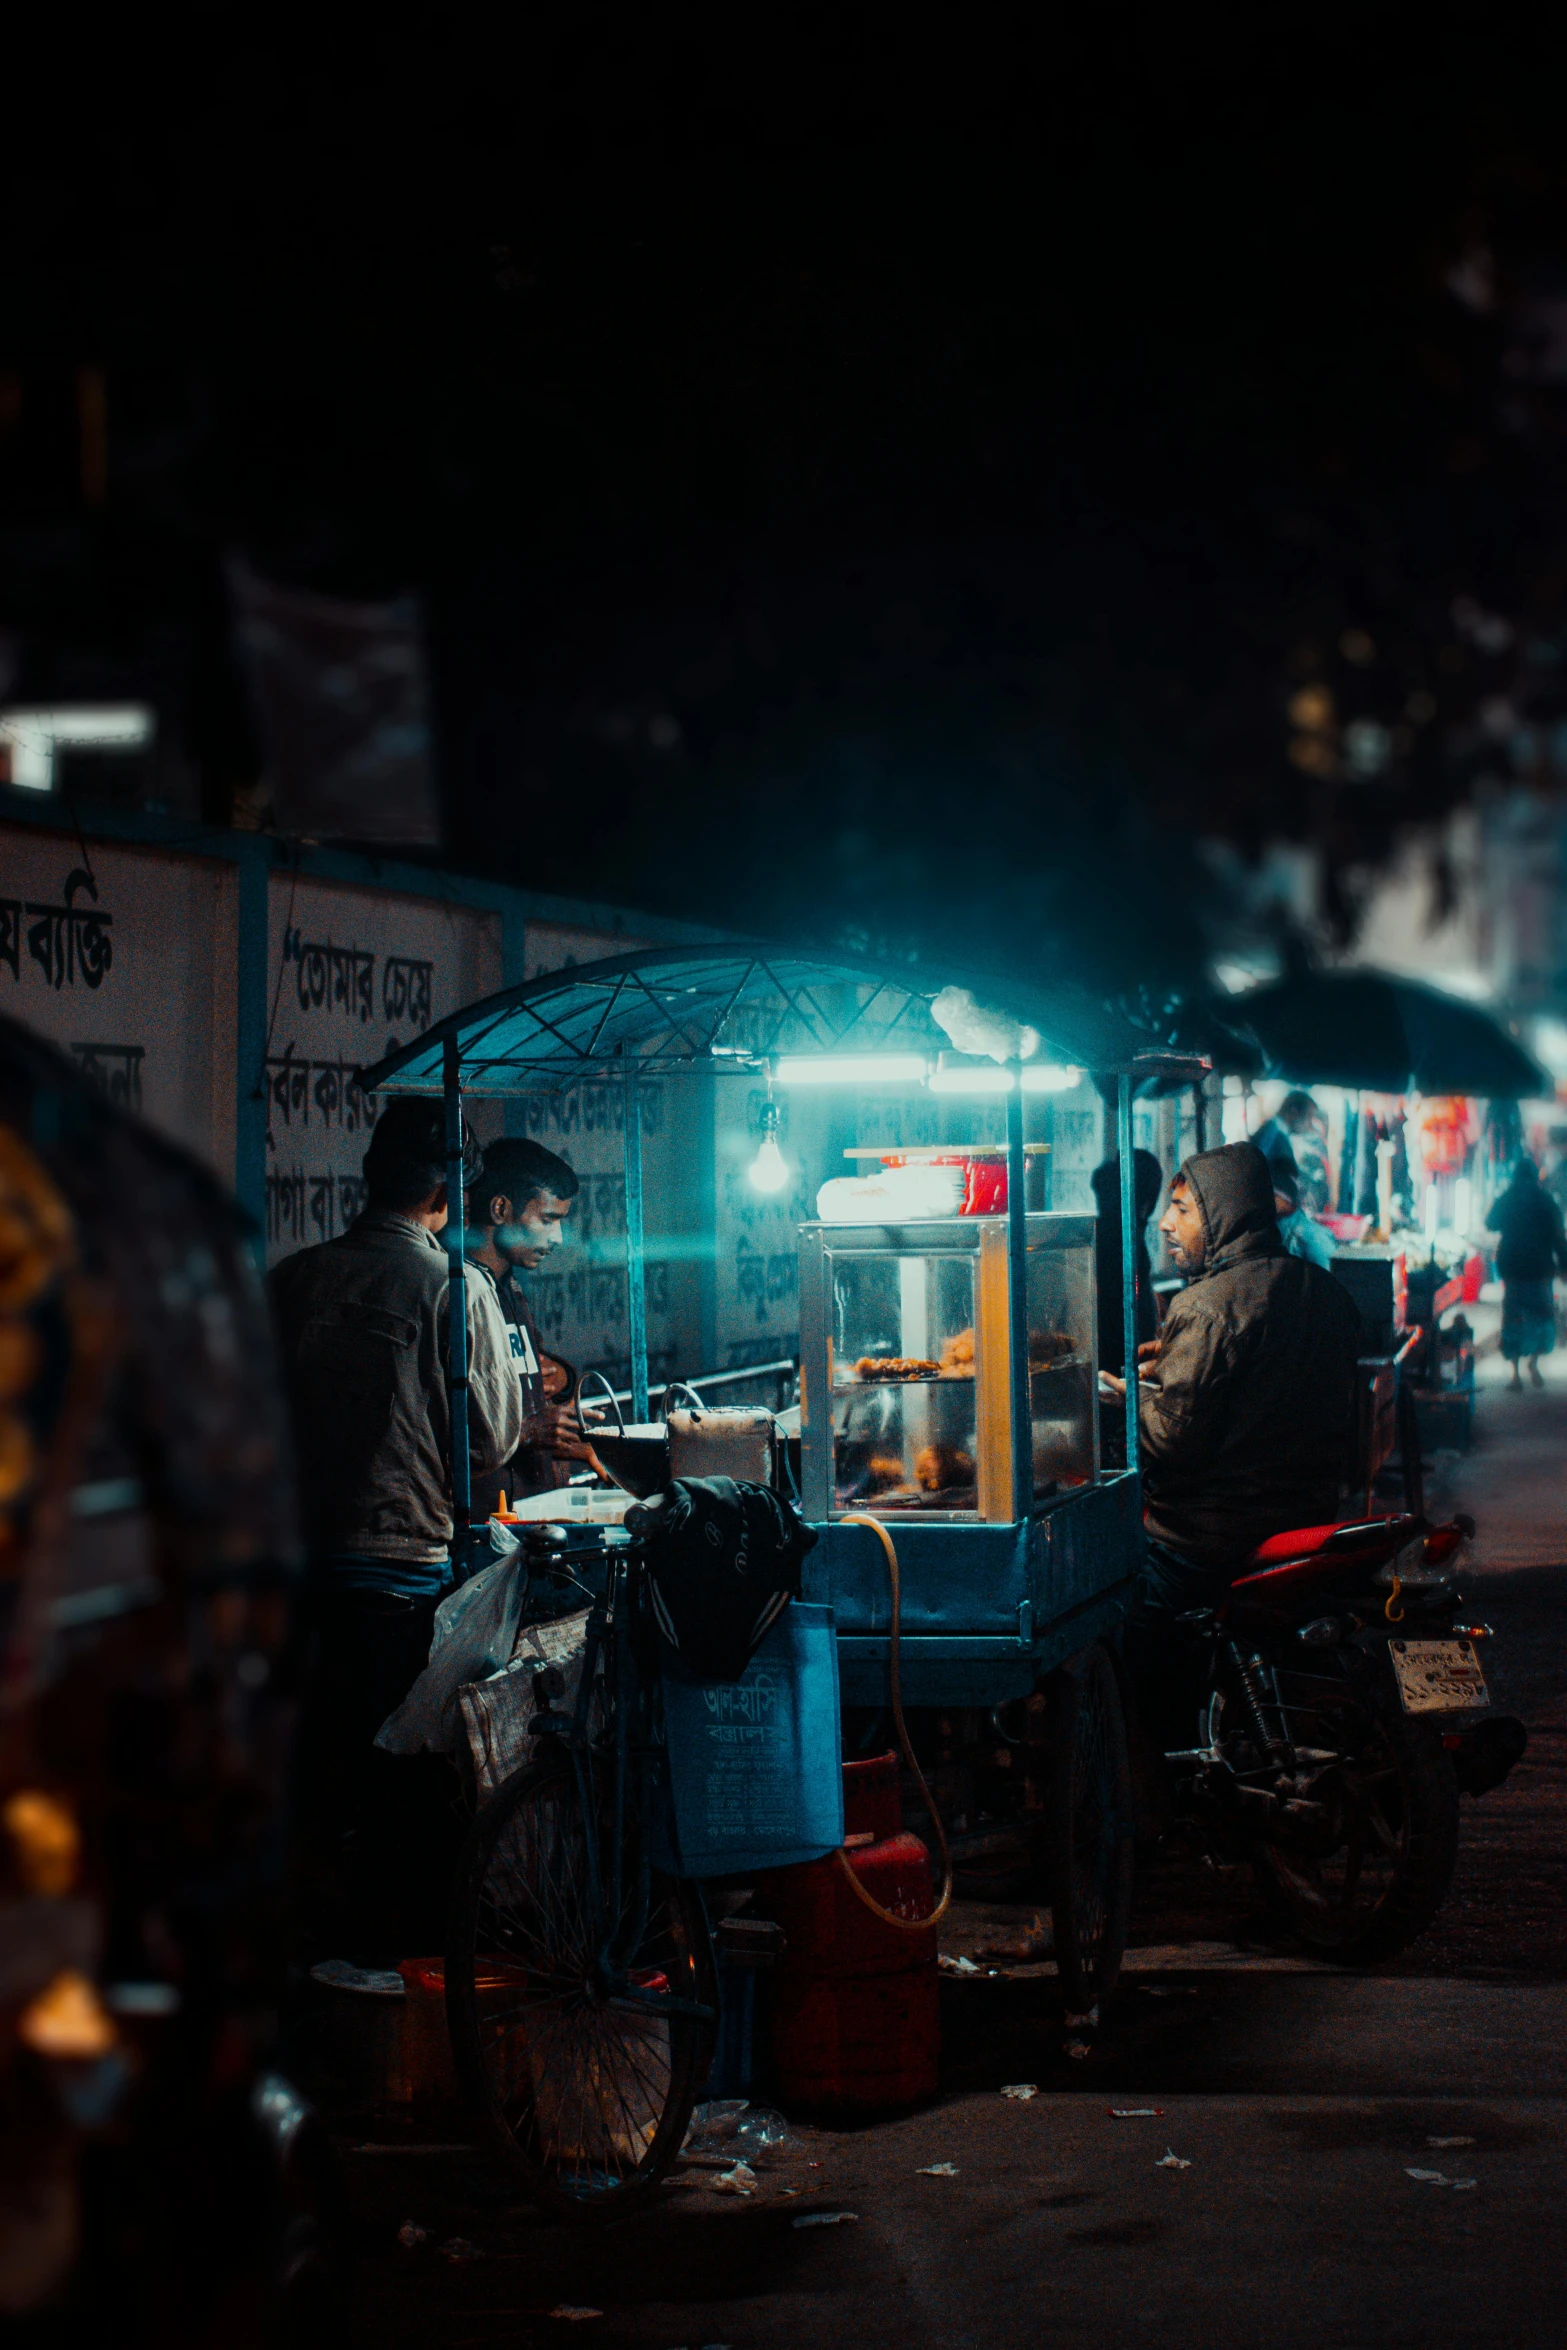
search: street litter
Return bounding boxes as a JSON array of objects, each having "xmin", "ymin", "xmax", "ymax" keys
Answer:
[
  {"xmin": 976, "ymin": 1912, "xmax": 1053, "ymax": 1963},
  {"xmin": 792, "ymin": 2210, "xmax": 860, "ymax": 2229},
  {"xmin": 1155, "ymin": 2150, "xmax": 1191, "ymax": 2170},
  {"xmin": 917, "ymin": 2162, "xmax": 959, "ymax": 2175},
  {"xmin": 683, "ymin": 2098, "xmax": 790, "ymax": 2156},
  {"xmin": 1063, "ymin": 2040, "xmax": 1092, "ymax": 2060},
  {"xmin": 1406, "ymin": 2168, "xmax": 1477, "ymax": 2189},
  {"xmin": 938, "ymin": 1954, "xmax": 986, "ymax": 1976},
  {"xmin": 546, "ymin": 2307, "xmax": 603, "ymax": 2321},
  {"xmin": 442, "ymin": 2237, "xmax": 484, "ymax": 2261},
  {"xmin": 1000, "ymin": 2084, "xmax": 1038, "ymax": 2100},
  {"xmin": 1426, "ymin": 2135, "xmax": 1476, "ymax": 2148},
  {"xmin": 1138, "ymin": 1985, "xmax": 1197, "ymax": 1998},
  {"xmin": 1065, "ymin": 2005, "xmax": 1100, "ymax": 2030},
  {"xmin": 397, "ymin": 2222, "xmax": 430, "ymax": 2248},
  {"xmin": 730, "ymin": 2108, "xmax": 789, "ymax": 2155},
  {"xmin": 684, "ymin": 2098, "xmax": 748, "ymax": 2149},
  {"xmin": 712, "ymin": 2162, "xmax": 758, "ymax": 2196},
  {"xmin": 1110, "ymin": 2109, "xmax": 1165, "ymax": 2119}
]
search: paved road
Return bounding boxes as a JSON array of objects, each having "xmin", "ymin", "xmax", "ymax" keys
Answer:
[{"xmin": 346, "ymin": 1348, "xmax": 1567, "ymax": 2348}]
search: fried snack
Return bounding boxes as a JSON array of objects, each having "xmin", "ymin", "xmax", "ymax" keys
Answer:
[
  {"xmin": 940, "ymin": 1327, "xmax": 975, "ymax": 1373},
  {"xmin": 864, "ymin": 1454, "xmax": 908, "ymax": 1492},
  {"xmin": 915, "ymin": 1442, "xmax": 975, "ymax": 1492},
  {"xmin": 855, "ymin": 1356, "xmax": 941, "ymax": 1380}
]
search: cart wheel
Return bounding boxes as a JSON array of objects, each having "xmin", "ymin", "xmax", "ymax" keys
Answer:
[
  {"xmin": 1046, "ymin": 1643, "xmax": 1135, "ymax": 2012},
  {"xmin": 445, "ymin": 1755, "xmax": 717, "ymax": 2222}
]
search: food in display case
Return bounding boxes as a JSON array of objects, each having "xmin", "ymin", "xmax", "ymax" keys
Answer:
[
  {"xmin": 799, "ymin": 1215, "xmax": 1100, "ymax": 1520},
  {"xmin": 829, "ymin": 1245, "xmax": 980, "ymax": 1511},
  {"xmin": 915, "ymin": 1442, "xmax": 975, "ymax": 1492},
  {"xmin": 1026, "ymin": 1233, "xmax": 1095, "ymax": 1493}
]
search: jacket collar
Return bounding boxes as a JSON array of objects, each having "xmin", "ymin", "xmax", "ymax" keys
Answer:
[{"xmin": 353, "ymin": 1208, "xmax": 444, "ymax": 1250}]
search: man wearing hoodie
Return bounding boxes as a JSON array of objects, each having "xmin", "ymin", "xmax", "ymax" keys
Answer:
[{"xmin": 1106, "ymin": 1139, "xmax": 1364, "ymax": 1626}]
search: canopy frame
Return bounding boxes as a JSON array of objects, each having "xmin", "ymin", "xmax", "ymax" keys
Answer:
[{"xmin": 357, "ymin": 946, "xmax": 1204, "ymax": 1558}]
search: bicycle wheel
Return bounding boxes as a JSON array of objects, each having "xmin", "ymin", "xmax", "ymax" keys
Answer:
[
  {"xmin": 446, "ymin": 1753, "xmax": 717, "ymax": 2220},
  {"xmin": 1046, "ymin": 1643, "xmax": 1135, "ymax": 2012}
]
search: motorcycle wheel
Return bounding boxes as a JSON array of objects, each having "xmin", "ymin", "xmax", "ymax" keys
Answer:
[
  {"xmin": 1046, "ymin": 1642, "xmax": 1135, "ymax": 2010},
  {"xmin": 1255, "ymin": 1705, "xmax": 1459, "ymax": 1964}
]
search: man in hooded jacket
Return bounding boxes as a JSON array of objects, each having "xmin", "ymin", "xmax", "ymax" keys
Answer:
[{"xmin": 1114, "ymin": 1139, "xmax": 1364, "ymax": 1624}]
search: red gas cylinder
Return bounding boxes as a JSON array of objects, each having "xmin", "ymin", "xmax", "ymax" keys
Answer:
[{"xmin": 756, "ymin": 1754, "xmax": 940, "ymax": 2110}]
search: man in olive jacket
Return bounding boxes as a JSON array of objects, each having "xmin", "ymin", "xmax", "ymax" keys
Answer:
[{"xmin": 1127, "ymin": 1139, "xmax": 1363, "ymax": 1619}]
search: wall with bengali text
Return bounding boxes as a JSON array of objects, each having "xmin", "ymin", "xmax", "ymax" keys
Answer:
[
  {"xmin": 0, "ymin": 826, "xmax": 238, "ymax": 1173},
  {"xmin": 264, "ymin": 871, "xmax": 504, "ymax": 1260}
]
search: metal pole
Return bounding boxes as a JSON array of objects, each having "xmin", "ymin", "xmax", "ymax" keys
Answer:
[
  {"xmin": 1006, "ymin": 1064, "xmax": 1031, "ymax": 1519},
  {"xmin": 444, "ymin": 1035, "xmax": 472, "ymax": 1570},
  {"xmin": 624, "ymin": 1056, "xmax": 650, "ymax": 1423},
  {"xmin": 1117, "ymin": 1068, "xmax": 1140, "ymax": 1477}
]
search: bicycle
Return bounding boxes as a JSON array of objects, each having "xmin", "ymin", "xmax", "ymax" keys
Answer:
[{"xmin": 444, "ymin": 1524, "xmax": 720, "ymax": 2220}]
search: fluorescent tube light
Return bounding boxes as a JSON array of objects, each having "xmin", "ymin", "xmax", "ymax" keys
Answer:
[
  {"xmin": 927, "ymin": 1063, "xmax": 1081, "ymax": 1095},
  {"xmin": 774, "ymin": 1053, "xmax": 930, "ymax": 1086}
]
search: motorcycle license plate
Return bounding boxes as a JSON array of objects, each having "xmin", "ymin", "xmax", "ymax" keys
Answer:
[{"xmin": 1389, "ymin": 1638, "xmax": 1490, "ymax": 1714}]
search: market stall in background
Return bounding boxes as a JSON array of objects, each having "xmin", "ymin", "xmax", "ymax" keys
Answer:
[{"xmin": 1210, "ymin": 968, "xmax": 1552, "ymax": 1463}]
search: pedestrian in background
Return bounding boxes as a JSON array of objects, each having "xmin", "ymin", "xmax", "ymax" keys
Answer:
[
  {"xmin": 1486, "ymin": 1157, "xmax": 1567, "ymax": 1392},
  {"xmin": 1270, "ymin": 1159, "xmax": 1337, "ymax": 1269}
]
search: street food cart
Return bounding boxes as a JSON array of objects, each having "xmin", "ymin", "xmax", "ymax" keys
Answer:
[{"xmin": 359, "ymin": 945, "xmax": 1198, "ymax": 2212}]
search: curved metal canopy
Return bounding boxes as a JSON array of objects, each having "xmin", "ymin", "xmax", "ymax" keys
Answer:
[{"xmin": 358, "ymin": 941, "xmax": 1163, "ymax": 1095}]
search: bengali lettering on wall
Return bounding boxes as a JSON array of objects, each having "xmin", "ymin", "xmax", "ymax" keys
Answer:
[
  {"xmin": 509, "ymin": 922, "xmax": 696, "ymax": 1388},
  {"xmin": 505, "ymin": 1065, "xmax": 689, "ymax": 1389},
  {"xmin": 265, "ymin": 874, "xmax": 502, "ymax": 1262},
  {"xmin": 711, "ymin": 1080, "xmax": 830, "ymax": 1372},
  {"xmin": 1049, "ymin": 1085, "xmax": 1105, "ymax": 1212},
  {"xmin": 0, "ymin": 830, "xmax": 238, "ymax": 1172}
]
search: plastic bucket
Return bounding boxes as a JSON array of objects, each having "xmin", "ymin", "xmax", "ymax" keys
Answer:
[{"xmin": 657, "ymin": 1603, "xmax": 844, "ymax": 1877}]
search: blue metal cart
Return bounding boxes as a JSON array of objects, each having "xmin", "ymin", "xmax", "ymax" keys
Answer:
[{"xmin": 360, "ymin": 946, "xmax": 1202, "ymax": 2206}]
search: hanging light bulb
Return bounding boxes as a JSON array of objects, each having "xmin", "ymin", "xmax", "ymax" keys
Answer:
[{"xmin": 748, "ymin": 1088, "xmax": 790, "ymax": 1193}]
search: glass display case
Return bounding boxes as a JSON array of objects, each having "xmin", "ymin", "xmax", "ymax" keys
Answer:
[{"xmin": 798, "ymin": 1215, "xmax": 1099, "ymax": 1522}]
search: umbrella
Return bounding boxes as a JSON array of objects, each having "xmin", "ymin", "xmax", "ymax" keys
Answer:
[{"xmin": 1233, "ymin": 971, "xmax": 1546, "ymax": 1098}]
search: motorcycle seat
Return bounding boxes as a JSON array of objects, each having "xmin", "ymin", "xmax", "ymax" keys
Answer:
[{"xmin": 1237, "ymin": 1514, "xmax": 1421, "ymax": 1578}]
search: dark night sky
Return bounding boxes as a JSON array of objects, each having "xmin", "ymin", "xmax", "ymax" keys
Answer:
[{"xmin": 6, "ymin": 16, "xmax": 1567, "ymax": 993}]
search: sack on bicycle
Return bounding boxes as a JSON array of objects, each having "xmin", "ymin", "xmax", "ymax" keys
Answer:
[{"xmin": 625, "ymin": 1476, "xmax": 818, "ymax": 1681}]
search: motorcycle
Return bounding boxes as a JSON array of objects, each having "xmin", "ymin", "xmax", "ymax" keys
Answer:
[{"xmin": 1159, "ymin": 1511, "xmax": 1528, "ymax": 1962}]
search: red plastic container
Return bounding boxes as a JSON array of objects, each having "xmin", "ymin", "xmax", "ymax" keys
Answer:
[
  {"xmin": 756, "ymin": 1756, "xmax": 941, "ymax": 2109},
  {"xmin": 843, "ymin": 1751, "xmax": 903, "ymax": 1842},
  {"xmin": 768, "ymin": 1965, "xmax": 940, "ymax": 2109},
  {"xmin": 756, "ymin": 1833, "xmax": 938, "ymax": 1975}
]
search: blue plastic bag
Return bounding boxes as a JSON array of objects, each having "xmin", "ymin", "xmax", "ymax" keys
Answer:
[{"xmin": 656, "ymin": 1603, "xmax": 844, "ymax": 1878}]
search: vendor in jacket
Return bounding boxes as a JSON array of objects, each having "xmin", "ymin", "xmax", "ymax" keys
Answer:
[
  {"xmin": 465, "ymin": 1136, "xmax": 599, "ymax": 1514},
  {"xmin": 1105, "ymin": 1140, "xmax": 1363, "ymax": 1624},
  {"xmin": 270, "ymin": 1099, "xmax": 523, "ymax": 1955}
]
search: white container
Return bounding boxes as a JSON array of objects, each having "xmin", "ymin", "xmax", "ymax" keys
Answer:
[{"xmin": 815, "ymin": 1167, "xmax": 966, "ymax": 1224}]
